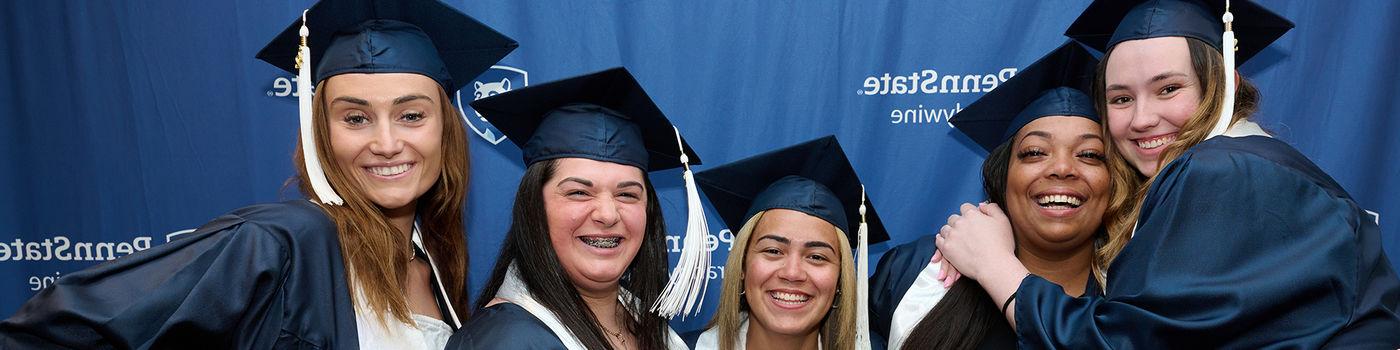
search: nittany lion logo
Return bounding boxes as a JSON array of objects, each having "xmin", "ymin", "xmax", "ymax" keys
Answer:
[{"xmin": 457, "ymin": 65, "xmax": 529, "ymax": 145}]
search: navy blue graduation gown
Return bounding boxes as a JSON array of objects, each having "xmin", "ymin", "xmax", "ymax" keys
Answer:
[
  {"xmin": 447, "ymin": 303, "xmax": 567, "ymax": 349},
  {"xmin": 873, "ymin": 235, "xmax": 1099, "ymax": 350},
  {"xmin": 0, "ymin": 200, "xmax": 361, "ymax": 349},
  {"xmin": 1016, "ymin": 136, "xmax": 1400, "ymax": 348}
]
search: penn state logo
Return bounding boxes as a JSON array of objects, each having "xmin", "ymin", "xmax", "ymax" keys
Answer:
[{"xmin": 457, "ymin": 65, "xmax": 529, "ymax": 145}]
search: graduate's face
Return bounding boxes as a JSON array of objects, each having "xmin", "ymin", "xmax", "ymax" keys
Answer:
[
  {"xmin": 324, "ymin": 73, "xmax": 444, "ymax": 211},
  {"xmin": 1005, "ymin": 116, "xmax": 1109, "ymax": 253},
  {"xmin": 1104, "ymin": 36, "xmax": 1202, "ymax": 177},
  {"xmin": 743, "ymin": 209, "xmax": 842, "ymax": 338},
  {"xmin": 543, "ymin": 158, "xmax": 649, "ymax": 294}
]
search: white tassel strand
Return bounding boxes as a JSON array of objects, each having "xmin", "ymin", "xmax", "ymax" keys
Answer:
[
  {"xmin": 651, "ymin": 126, "xmax": 711, "ymax": 319},
  {"xmin": 855, "ymin": 185, "xmax": 872, "ymax": 349},
  {"xmin": 1208, "ymin": 0, "xmax": 1238, "ymax": 139},
  {"xmin": 297, "ymin": 10, "xmax": 344, "ymax": 205}
]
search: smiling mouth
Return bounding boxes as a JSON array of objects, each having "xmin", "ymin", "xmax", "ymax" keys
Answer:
[
  {"xmin": 1135, "ymin": 134, "xmax": 1176, "ymax": 150},
  {"xmin": 367, "ymin": 163, "xmax": 412, "ymax": 177},
  {"xmin": 580, "ymin": 237, "xmax": 621, "ymax": 249},
  {"xmin": 768, "ymin": 291, "xmax": 812, "ymax": 306},
  {"xmin": 1035, "ymin": 193, "xmax": 1085, "ymax": 209}
]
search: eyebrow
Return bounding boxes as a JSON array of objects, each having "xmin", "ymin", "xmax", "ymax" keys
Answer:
[
  {"xmin": 804, "ymin": 241, "xmax": 835, "ymax": 251},
  {"xmin": 756, "ymin": 234, "xmax": 836, "ymax": 251},
  {"xmin": 1020, "ymin": 130, "xmax": 1052, "ymax": 143},
  {"xmin": 1080, "ymin": 133, "xmax": 1104, "ymax": 142},
  {"xmin": 618, "ymin": 181, "xmax": 644, "ymax": 190},
  {"xmin": 330, "ymin": 94, "xmax": 432, "ymax": 106},
  {"xmin": 1106, "ymin": 71, "xmax": 1189, "ymax": 91},
  {"xmin": 394, "ymin": 94, "xmax": 432, "ymax": 105},
  {"xmin": 557, "ymin": 177, "xmax": 593, "ymax": 187},
  {"xmin": 332, "ymin": 96, "xmax": 369, "ymax": 106}
]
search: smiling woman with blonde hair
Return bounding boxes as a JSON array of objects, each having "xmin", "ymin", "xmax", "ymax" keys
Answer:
[{"xmin": 689, "ymin": 136, "xmax": 888, "ymax": 350}]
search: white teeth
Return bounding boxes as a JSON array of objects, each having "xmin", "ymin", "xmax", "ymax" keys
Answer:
[
  {"xmin": 1036, "ymin": 194, "xmax": 1083, "ymax": 208},
  {"xmin": 581, "ymin": 237, "xmax": 621, "ymax": 248},
  {"xmin": 368, "ymin": 163, "xmax": 410, "ymax": 176},
  {"xmin": 1136, "ymin": 135, "xmax": 1175, "ymax": 149},
  {"xmin": 769, "ymin": 291, "xmax": 810, "ymax": 303}
]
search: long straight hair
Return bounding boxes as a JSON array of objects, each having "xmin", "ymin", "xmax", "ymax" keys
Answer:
[
  {"xmin": 1096, "ymin": 38, "xmax": 1262, "ymax": 271},
  {"xmin": 294, "ymin": 82, "xmax": 472, "ymax": 324},
  {"xmin": 706, "ymin": 211, "xmax": 858, "ymax": 350},
  {"xmin": 475, "ymin": 159, "xmax": 671, "ymax": 350},
  {"xmin": 897, "ymin": 142, "xmax": 1012, "ymax": 350}
]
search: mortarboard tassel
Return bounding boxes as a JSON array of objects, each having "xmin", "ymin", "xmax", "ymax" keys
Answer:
[
  {"xmin": 297, "ymin": 10, "xmax": 344, "ymax": 205},
  {"xmin": 651, "ymin": 126, "xmax": 711, "ymax": 319},
  {"xmin": 1208, "ymin": 0, "xmax": 1238, "ymax": 139},
  {"xmin": 855, "ymin": 185, "xmax": 872, "ymax": 349}
]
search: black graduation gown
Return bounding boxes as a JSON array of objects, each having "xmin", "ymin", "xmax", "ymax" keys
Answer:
[
  {"xmin": 872, "ymin": 235, "xmax": 1100, "ymax": 350},
  {"xmin": 447, "ymin": 303, "xmax": 567, "ymax": 349},
  {"xmin": 0, "ymin": 200, "xmax": 361, "ymax": 349},
  {"xmin": 1015, "ymin": 136, "xmax": 1400, "ymax": 348}
]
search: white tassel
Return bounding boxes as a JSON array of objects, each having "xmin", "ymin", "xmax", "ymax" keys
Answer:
[
  {"xmin": 855, "ymin": 185, "xmax": 872, "ymax": 349},
  {"xmin": 297, "ymin": 10, "xmax": 343, "ymax": 205},
  {"xmin": 650, "ymin": 126, "xmax": 711, "ymax": 319},
  {"xmin": 1208, "ymin": 1, "xmax": 1237, "ymax": 139}
]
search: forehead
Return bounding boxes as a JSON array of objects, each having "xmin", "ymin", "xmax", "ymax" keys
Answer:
[
  {"xmin": 752, "ymin": 208, "xmax": 839, "ymax": 246},
  {"xmin": 1014, "ymin": 116, "xmax": 1102, "ymax": 143},
  {"xmin": 1105, "ymin": 36, "xmax": 1194, "ymax": 85},
  {"xmin": 550, "ymin": 157, "xmax": 646, "ymax": 185},
  {"xmin": 323, "ymin": 72, "xmax": 442, "ymax": 100}
]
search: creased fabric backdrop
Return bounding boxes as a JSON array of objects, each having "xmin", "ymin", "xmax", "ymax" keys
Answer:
[{"xmin": 2, "ymin": 0, "xmax": 1397, "ymax": 332}]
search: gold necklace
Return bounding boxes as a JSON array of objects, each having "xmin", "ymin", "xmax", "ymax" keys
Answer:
[{"xmin": 601, "ymin": 300, "xmax": 628, "ymax": 346}]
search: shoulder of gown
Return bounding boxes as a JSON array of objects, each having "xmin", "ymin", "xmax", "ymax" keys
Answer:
[
  {"xmin": 0, "ymin": 200, "xmax": 357, "ymax": 349},
  {"xmin": 869, "ymin": 234, "xmax": 937, "ymax": 340},
  {"xmin": 448, "ymin": 302, "xmax": 567, "ymax": 350}
]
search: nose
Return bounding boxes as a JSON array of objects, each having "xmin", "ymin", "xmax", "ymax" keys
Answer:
[
  {"xmin": 590, "ymin": 196, "xmax": 621, "ymax": 228},
  {"xmin": 1129, "ymin": 97, "xmax": 1161, "ymax": 133},
  {"xmin": 775, "ymin": 254, "xmax": 808, "ymax": 283},
  {"xmin": 1047, "ymin": 152, "xmax": 1078, "ymax": 180},
  {"xmin": 368, "ymin": 122, "xmax": 405, "ymax": 159}
]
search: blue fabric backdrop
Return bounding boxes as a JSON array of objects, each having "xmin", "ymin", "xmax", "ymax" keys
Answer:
[{"xmin": 2, "ymin": 0, "xmax": 1397, "ymax": 333}]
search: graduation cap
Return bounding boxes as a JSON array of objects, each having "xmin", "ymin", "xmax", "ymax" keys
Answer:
[
  {"xmin": 469, "ymin": 67, "xmax": 701, "ymax": 171},
  {"xmin": 253, "ymin": 0, "xmax": 516, "ymax": 207},
  {"xmin": 951, "ymin": 42, "xmax": 1101, "ymax": 152},
  {"xmin": 472, "ymin": 67, "xmax": 713, "ymax": 319},
  {"xmin": 1064, "ymin": 0, "xmax": 1293, "ymax": 63},
  {"xmin": 695, "ymin": 135, "xmax": 887, "ymax": 348},
  {"xmin": 256, "ymin": 0, "xmax": 518, "ymax": 93}
]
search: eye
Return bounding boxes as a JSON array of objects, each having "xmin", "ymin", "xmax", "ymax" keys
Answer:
[
  {"xmin": 400, "ymin": 112, "xmax": 426, "ymax": 122},
  {"xmin": 343, "ymin": 114, "xmax": 369, "ymax": 125},
  {"xmin": 1108, "ymin": 95, "xmax": 1133, "ymax": 106},
  {"xmin": 1159, "ymin": 84, "xmax": 1181, "ymax": 96},
  {"xmin": 616, "ymin": 191, "xmax": 642, "ymax": 203},
  {"xmin": 807, "ymin": 253, "xmax": 831, "ymax": 263},
  {"xmin": 1017, "ymin": 148, "xmax": 1047, "ymax": 159},
  {"xmin": 759, "ymin": 247, "xmax": 782, "ymax": 256},
  {"xmin": 565, "ymin": 189, "xmax": 590, "ymax": 199},
  {"xmin": 1077, "ymin": 150, "xmax": 1107, "ymax": 162}
]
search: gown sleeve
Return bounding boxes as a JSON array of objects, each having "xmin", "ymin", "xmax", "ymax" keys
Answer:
[
  {"xmin": 0, "ymin": 203, "xmax": 311, "ymax": 349},
  {"xmin": 869, "ymin": 235, "xmax": 936, "ymax": 341},
  {"xmin": 1013, "ymin": 143, "xmax": 1400, "ymax": 348},
  {"xmin": 447, "ymin": 303, "xmax": 568, "ymax": 350}
]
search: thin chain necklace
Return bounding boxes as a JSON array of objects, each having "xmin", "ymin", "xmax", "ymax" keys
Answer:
[{"xmin": 601, "ymin": 299, "xmax": 628, "ymax": 347}]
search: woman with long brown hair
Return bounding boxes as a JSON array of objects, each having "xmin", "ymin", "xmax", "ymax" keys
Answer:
[
  {"xmin": 0, "ymin": 0, "xmax": 515, "ymax": 348},
  {"xmin": 935, "ymin": 0, "xmax": 1400, "ymax": 347},
  {"xmin": 871, "ymin": 42, "xmax": 1114, "ymax": 350}
]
